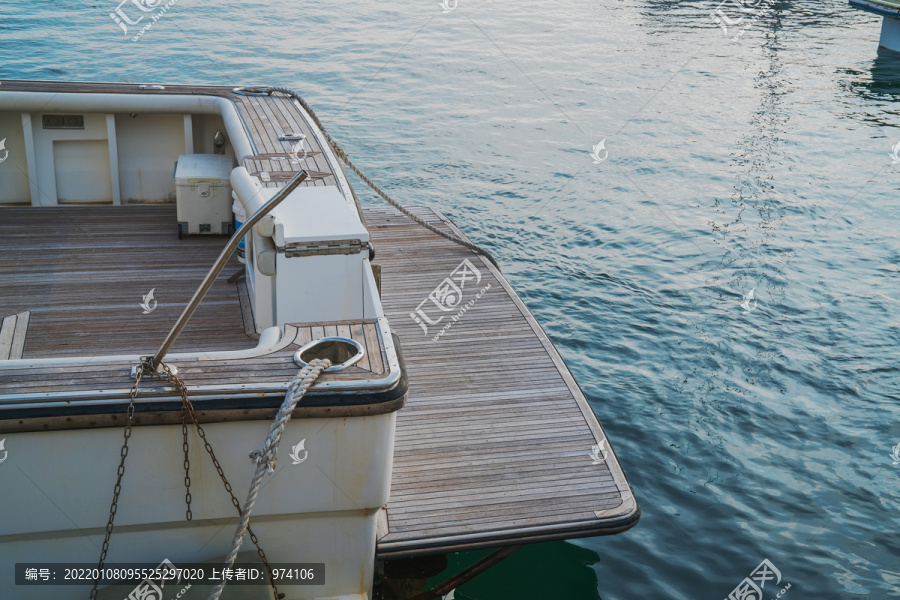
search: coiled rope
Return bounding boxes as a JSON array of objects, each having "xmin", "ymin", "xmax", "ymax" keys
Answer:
[
  {"xmin": 265, "ymin": 86, "xmax": 500, "ymax": 270},
  {"xmin": 207, "ymin": 358, "xmax": 332, "ymax": 600}
]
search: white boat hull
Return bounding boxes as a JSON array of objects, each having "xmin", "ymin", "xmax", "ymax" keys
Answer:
[{"xmin": 0, "ymin": 413, "xmax": 396, "ymax": 600}]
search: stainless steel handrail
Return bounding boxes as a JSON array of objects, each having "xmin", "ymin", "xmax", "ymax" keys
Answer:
[{"xmin": 150, "ymin": 170, "xmax": 309, "ymax": 370}]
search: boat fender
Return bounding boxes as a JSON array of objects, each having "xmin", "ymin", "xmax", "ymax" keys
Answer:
[
  {"xmin": 255, "ymin": 215, "xmax": 276, "ymax": 238},
  {"xmin": 257, "ymin": 249, "xmax": 276, "ymax": 276}
]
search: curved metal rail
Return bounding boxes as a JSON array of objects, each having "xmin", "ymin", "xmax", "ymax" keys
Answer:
[{"xmin": 150, "ymin": 170, "xmax": 309, "ymax": 370}]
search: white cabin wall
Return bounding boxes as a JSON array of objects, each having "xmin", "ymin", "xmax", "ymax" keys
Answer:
[
  {"xmin": 32, "ymin": 113, "xmax": 111, "ymax": 205},
  {"xmin": 0, "ymin": 113, "xmax": 30, "ymax": 204},
  {"xmin": 53, "ymin": 139, "xmax": 113, "ymax": 204},
  {"xmin": 115, "ymin": 113, "xmax": 185, "ymax": 203}
]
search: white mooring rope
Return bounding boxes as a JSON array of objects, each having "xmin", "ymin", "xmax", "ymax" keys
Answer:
[
  {"xmin": 266, "ymin": 86, "xmax": 500, "ymax": 270},
  {"xmin": 207, "ymin": 358, "xmax": 332, "ymax": 600}
]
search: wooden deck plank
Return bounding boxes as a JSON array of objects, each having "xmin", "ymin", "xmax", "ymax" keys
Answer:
[
  {"xmin": 387, "ymin": 499, "xmax": 624, "ymax": 535},
  {"xmin": 0, "ymin": 206, "xmax": 385, "ymax": 396},
  {"xmin": 235, "ymin": 96, "xmax": 287, "ymax": 183},
  {"xmin": 269, "ymin": 96, "xmax": 336, "ymax": 186},
  {"xmin": 8, "ymin": 311, "xmax": 30, "ymax": 360},
  {"xmin": 367, "ymin": 205, "xmax": 636, "ymax": 557},
  {"xmin": 0, "ymin": 315, "xmax": 16, "ymax": 361},
  {"xmin": 0, "ymin": 207, "xmax": 249, "ymax": 358},
  {"xmin": 352, "ymin": 322, "xmax": 372, "ymax": 372},
  {"xmin": 231, "ymin": 93, "xmax": 337, "ymax": 189},
  {"xmin": 250, "ymin": 94, "xmax": 329, "ymax": 187},
  {"xmin": 365, "ymin": 320, "xmax": 385, "ymax": 375}
]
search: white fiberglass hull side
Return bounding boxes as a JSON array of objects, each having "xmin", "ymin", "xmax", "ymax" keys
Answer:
[{"xmin": 0, "ymin": 413, "xmax": 396, "ymax": 600}]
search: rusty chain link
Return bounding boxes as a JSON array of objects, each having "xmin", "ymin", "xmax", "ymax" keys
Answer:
[
  {"xmin": 90, "ymin": 356, "xmax": 153, "ymax": 600},
  {"xmin": 181, "ymin": 392, "xmax": 193, "ymax": 521},
  {"xmin": 90, "ymin": 358, "xmax": 283, "ymax": 600}
]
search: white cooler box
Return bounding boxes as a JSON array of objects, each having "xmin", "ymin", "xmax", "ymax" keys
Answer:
[{"xmin": 174, "ymin": 154, "xmax": 234, "ymax": 235}]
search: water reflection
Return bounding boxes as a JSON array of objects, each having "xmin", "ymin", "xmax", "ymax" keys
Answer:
[{"xmin": 863, "ymin": 46, "xmax": 900, "ymax": 96}]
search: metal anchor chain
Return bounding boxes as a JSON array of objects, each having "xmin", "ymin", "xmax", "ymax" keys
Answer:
[
  {"xmin": 181, "ymin": 391, "xmax": 193, "ymax": 521},
  {"xmin": 158, "ymin": 363, "xmax": 284, "ymax": 600},
  {"xmin": 90, "ymin": 358, "xmax": 284, "ymax": 600},
  {"xmin": 90, "ymin": 356, "xmax": 152, "ymax": 600}
]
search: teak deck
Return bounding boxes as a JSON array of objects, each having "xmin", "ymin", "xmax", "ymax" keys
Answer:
[
  {"xmin": 1, "ymin": 206, "xmax": 251, "ymax": 359},
  {"xmin": 0, "ymin": 80, "xmax": 638, "ymax": 557},
  {"xmin": 368, "ymin": 206, "xmax": 637, "ymax": 557}
]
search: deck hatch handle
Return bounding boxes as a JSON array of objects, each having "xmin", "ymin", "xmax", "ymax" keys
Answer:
[{"xmin": 283, "ymin": 239, "xmax": 367, "ymax": 258}]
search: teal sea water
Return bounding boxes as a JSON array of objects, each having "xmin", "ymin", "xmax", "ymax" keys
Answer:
[{"xmin": 2, "ymin": 0, "xmax": 899, "ymax": 598}]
